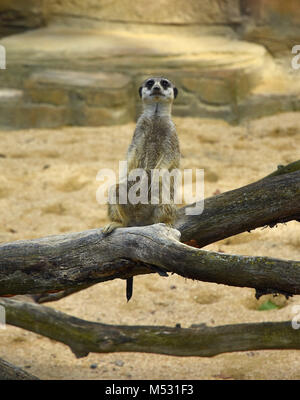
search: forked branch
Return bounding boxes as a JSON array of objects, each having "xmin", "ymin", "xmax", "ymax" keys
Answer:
[{"xmin": 0, "ymin": 165, "xmax": 299, "ymax": 298}]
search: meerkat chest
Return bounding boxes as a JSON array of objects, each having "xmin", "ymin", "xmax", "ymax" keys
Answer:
[
  {"xmin": 144, "ymin": 117, "xmax": 175, "ymax": 145},
  {"xmin": 142, "ymin": 118, "xmax": 175, "ymax": 164}
]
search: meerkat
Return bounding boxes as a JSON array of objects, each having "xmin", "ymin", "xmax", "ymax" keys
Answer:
[{"xmin": 103, "ymin": 77, "xmax": 180, "ymax": 300}]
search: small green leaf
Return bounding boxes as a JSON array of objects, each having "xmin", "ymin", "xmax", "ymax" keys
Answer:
[{"xmin": 258, "ymin": 300, "xmax": 279, "ymax": 311}]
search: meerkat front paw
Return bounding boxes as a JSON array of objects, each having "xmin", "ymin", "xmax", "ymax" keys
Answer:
[{"xmin": 102, "ymin": 221, "xmax": 124, "ymax": 235}]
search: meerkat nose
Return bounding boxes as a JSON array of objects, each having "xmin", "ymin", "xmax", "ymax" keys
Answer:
[{"xmin": 151, "ymin": 87, "xmax": 161, "ymax": 96}]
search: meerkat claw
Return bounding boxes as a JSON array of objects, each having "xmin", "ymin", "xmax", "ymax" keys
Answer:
[{"xmin": 102, "ymin": 222, "xmax": 123, "ymax": 236}]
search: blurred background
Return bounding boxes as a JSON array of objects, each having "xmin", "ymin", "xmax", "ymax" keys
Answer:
[
  {"xmin": 0, "ymin": 0, "xmax": 300, "ymax": 380},
  {"xmin": 0, "ymin": 0, "xmax": 300, "ymax": 129}
]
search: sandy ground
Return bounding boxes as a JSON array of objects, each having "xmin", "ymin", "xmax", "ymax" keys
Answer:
[{"xmin": 0, "ymin": 112, "xmax": 299, "ymax": 380}]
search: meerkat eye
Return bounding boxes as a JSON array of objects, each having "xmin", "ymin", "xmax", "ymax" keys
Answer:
[
  {"xmin": 160, "ymin": 79, "xmax": 170, "ymax": 89},
  {"xmin": 146, "ymin": 79, "xmax": 155, "ymax": 89}
]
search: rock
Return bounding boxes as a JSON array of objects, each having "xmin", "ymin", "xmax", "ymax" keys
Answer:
[
  {"xmin": 237, "ymin": 68, "xmax": 300, "ymax": 122},
  {"xmin": 113, "ymin": 360, "xmax": 124, "ymax": 367},
  {"xmin": 83, "ymin": 106, "xmax": 133, "ymax": 127},
  {"xmin": 27, "ymin": 70, "xmax": 132, "ymax": 90},
  {"xmin": 1, "ymin": 25, "xmax": 265, "ymax": 71},
  {"xmin": 182, "ymin": 77, "xmax": 233, "ymax": 105},
  {"xmin": 240, "ymin": 0, "xmax": 300, "ymax": 56},
  {"xmin": 237, "ymin": 94, "xmax": 295, "ymax": 122},
  {"xmin": 14, "ymin": 104, "xmax": 70, "ymax": 129},
  {"xmin": 0, "ymin": 88, "xmax": 23, "ymax": 102},
  {"xmin": 0, "ymin": 0, "xmax": 45, "ymax": 38},
  {"xmin": 1, "ymin": 0, "xmax": 298, "ymax": 59},
  {"xmin": 0, "ymin": 89, "xmax": 24, "ymax": 128},
  {"xmin": 0, "ymin": 26, "xmax": 274, "ymax": 128},
  {"xmin": 44, "ymin": 0, "xmax": 241, "ymax": 25},
  {"xmin": 181, "ymin": 102, "xmax": 233, "ymax": 123},
  {"xmin": 22, "ymin": 70, "xmax": 135, "ymax": 127},
  {"xmin": 25, "ymin": 87, "xmax": 69, "ymax": 106},
  {"xmin": 0, "ymin": 3, "xmax": 299, "ymax": 129}
]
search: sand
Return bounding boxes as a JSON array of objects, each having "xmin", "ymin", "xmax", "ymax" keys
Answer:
[{"xmin": 0, "ymin": 112, "xmax": 299, "ymax": 380}]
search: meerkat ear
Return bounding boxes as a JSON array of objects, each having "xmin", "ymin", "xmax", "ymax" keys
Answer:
[
  {"xmin": 138, "ymin": 86, "xmax": 143, "ymax": 98},
  {"xmin": 173, "ymin": 87, "xmax": 178, "ymax": 99}
]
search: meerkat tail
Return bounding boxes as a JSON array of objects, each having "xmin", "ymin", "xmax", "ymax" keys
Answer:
[{"xmin": 126, "ymin": 277, "xmax": 133, "ymax": 302}]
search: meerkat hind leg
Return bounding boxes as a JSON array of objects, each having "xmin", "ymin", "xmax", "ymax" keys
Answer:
[{"xmin": 103, "ymin": 201, "xmax": 128, "ymax": 235}]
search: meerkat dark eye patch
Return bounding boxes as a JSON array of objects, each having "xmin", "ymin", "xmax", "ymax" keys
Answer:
[
  {"xmin": 173, "ymin": 87, "xmax": 178, "ymax": 98},
  {"xmin": 160, "ymin": 79, "xmax": 170, "ymax": 89},
  {"xmin": 146, "ymin": 79, "xmax": 155, "ymax": 89}
]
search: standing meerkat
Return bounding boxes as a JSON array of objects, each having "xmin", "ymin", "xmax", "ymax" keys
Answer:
[{"xmin": 103, "ymin": 77, "xmax": 180, "ymax": 300}]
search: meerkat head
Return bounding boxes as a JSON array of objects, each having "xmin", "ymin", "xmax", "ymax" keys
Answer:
[{"xmin": 139, "ymin": 77, "xmax": 178, "ymax": 105}]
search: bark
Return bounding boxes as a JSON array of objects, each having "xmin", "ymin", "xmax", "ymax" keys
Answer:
[
  {"xmin": 0, "ymin": 298, "xmax": 299, "ymax": 359},
  {"xmin": 0, "ymin": 223, "xmax": 299, "ymax": 297},
  {"xmin": 176, "ymin": 169, "xmax": 300, "ymax": 245},
  {"xmin": 261, "ymin": 160, "xmax": 300, "ymax": 180},
  {"xmin": 0, "ymin": 357, "xmax": 39, "ymax": 380}
]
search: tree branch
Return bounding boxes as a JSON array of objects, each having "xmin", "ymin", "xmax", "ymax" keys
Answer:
[
  {"xmin": 260, "ymin": 160, "xmax": 300, "ymax": 181},
  {"xmin": 1, "ymin": 298, "xmax": 299, "ymax": 359},
  {"xmin": 0, "ymin": 165, "xmax": 299, "ymax": 299},
  {"xmin": 176, "ymin": 169, "xmax": 300, "ymax": 245},
  {"xmin": 0, "ymin": 223, "xmax": 299, "ymax": 297},
  {"xmin": 32, "ymin": 164, "xmax": 300, "ymax": 303},
  {"xmin": 0, "ymin": 163, "xmax": 299, "ymax": 361},
  {"xmin": 0, "ymin": 357, "xmax": 39, "ymax": 380}
]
